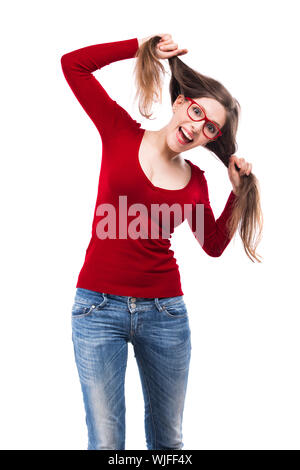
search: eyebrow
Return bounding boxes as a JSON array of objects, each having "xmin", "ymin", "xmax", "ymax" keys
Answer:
[
  {"xmin": 211, "ymin": 120, "xmax": 221, "ymax": 128},
  {"xmin": 205, "ymin": 109, "xmax": 221, "ymax": 128}
]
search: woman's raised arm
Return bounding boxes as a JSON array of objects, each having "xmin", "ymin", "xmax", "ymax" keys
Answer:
[{"xmin": 61, "ymin": 38, "xmax": 140, "ymax": 142}]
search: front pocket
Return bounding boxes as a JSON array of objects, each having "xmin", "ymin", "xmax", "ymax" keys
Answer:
[
  {"xmin": 161, "ymin": 299, "xmax": 188, "ymax": 318},
  {"xmin": 71, "ymin": 293, "xmax": 107, "ymax": 319},
  {"xmin": 71, "ymin": 302, "xmax": 96, "ymax": 318}
]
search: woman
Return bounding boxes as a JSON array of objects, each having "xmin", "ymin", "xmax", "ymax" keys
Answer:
[{"xmin": 61, "ymin": 33, "xmax": 263, "ymax": 450}]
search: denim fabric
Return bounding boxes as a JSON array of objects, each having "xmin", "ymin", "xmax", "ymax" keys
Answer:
[{"xmin": 71, "ymin": 287, "xmax": 191, "ymax": 450}]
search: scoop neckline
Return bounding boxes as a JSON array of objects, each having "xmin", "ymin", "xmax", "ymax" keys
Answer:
[{"xmin": 137, "ymin": 128, "xmax": 194, "ymax": 193}]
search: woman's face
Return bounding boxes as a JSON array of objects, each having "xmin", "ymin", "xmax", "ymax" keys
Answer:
[{"xmin": 168, "ymin": 95, "xmax": 227, "ymax": 151}]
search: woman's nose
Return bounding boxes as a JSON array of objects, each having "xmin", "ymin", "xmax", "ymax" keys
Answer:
[{"xmin": 193, "ymin": 120, "xmax": 205, "ymax": 136}]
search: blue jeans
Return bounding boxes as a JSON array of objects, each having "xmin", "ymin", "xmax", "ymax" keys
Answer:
[{"xmin": 71, "ymin": 288, "xmax": 192, "ymax": 450}]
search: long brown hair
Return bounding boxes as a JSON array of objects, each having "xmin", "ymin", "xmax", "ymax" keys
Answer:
[{"xmin": 133, "ymin": 35, "xmax": 263, "ymax": 263}]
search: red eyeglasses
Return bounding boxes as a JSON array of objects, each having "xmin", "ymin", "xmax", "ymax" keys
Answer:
[{"xmin": 185, "ymin": 96, "xmax": 223, "ymax": 141}]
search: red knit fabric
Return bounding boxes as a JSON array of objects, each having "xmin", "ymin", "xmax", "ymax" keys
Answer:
[{"xmin": 61, "ymin": 37, "xmax": 237, "ymax": 298}]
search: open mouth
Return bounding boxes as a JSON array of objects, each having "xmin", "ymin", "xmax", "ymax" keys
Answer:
[{"xmin": 177, "ymin": 126, "xmax": 193, "ymax": 145}]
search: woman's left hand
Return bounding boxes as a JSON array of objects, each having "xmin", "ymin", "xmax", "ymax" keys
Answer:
[
  {"xmin": 228, "ymin": 155, "xmax": 252, "ymax": 194},
  {"xmin": 155, "ymin": 34, "xmax": 188, "ymax": 59}
]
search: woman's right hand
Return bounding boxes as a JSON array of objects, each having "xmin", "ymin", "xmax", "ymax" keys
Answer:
[{"xmin": 138, "ymin": 34, "xmax": 188, "ymax": 59}]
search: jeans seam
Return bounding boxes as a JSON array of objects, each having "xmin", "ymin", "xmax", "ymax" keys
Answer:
[
  {"xmin": 135, "ymin": 349, "xmax": 157, "ymax": 449},
  {"xmin": 71, "ymin": 306, "xmax": 94, "ymax": 319},
  {"xmin": 71, "ymin": 296, "xmax": 107, "ymax": 319},
  {"xmin": 160, "ymin": 298, "xmax": 184, "ymax": 309},
  {"xmin": 162, "ymin": 307, "xmax": 187, "ymax": 318}
]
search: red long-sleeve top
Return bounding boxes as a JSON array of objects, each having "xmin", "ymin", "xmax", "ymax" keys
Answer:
[{"xmin": 61, "ymin": 37, "xmax": 237, "ymax": 298}]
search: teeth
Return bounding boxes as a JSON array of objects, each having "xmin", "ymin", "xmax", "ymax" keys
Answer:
[{"xmin": 181, "ymin": 127, "xmax": 193, "ymax": 141}]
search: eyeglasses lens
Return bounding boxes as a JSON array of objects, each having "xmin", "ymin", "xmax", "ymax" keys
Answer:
[{"xmin": 187, "ymin": 105, "xmax": 219, "ymax": 140}]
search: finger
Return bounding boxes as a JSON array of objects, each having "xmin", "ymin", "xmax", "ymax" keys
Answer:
[
  {"xmin": 159, "ymin": 43, "xmax": 178, "ymax": 51},
  {"xmin": 240, "ymin": 165, "xmax": 246, "ymax": 176},
  {"xmin": 168, "ymin": 50, "xmax": 187, "ymax": 58},
  {"xmin": 158, "ymin": 34, "xmax": 172, "ymax": 41},
  {"xmin": 230, "ymin": 155, "xmax": 238, "ymax": 167},
  {"xmin": 177, "ymin": 49, "xmax": 188, "ymax": 55},
  {"xmin": 243, "ymin": 164, "xmax": 250, "ymax": 176},
  {"xmin": 158, "ymin": 38, "xmax": 173, "ymax": 45},
  {"xmin": 239, "ymin": 158, "xmax": 246, "ymax": 170},
  {"xmin": 230, "ymin": 156, "xmax": 241, "ymax": 172}
]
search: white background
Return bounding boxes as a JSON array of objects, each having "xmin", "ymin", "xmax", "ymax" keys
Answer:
[{"xmin": 1, "ymin": 0, "xmax": 299, "ymax": 450}]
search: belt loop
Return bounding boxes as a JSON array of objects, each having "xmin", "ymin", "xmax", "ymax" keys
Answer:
[{"xmin": 154, "ymin": 298, "xmax": 163, "ymax": 311}]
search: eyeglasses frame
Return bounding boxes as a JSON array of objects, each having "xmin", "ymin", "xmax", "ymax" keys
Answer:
[{"xmin": 185, "ymin": 96, "xmax": 223, "ymax": 141}]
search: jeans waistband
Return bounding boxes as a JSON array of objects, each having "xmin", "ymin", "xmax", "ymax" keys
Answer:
[{"xmin": 75, "ymin": 288, "xmax": 183, "ymax": 312}]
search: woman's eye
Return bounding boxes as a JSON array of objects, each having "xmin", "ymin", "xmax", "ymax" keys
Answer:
[
  {"xmin": 207, "ymin": 123, "xmax": 216, "ymax": 132},
  {"xmin": 193, "ymin": 107, "xmax": 202, "ymax": 115}
]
